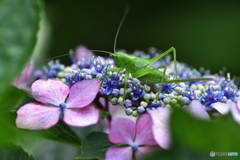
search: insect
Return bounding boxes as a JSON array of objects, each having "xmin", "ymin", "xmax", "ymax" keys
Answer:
[
  {"xmin": 35, "ymin": 7, "xmax": 213, "ymax": 102},
  {"xmin": 97, "ymin": 8, "xmax": 212, "ymax": 102}
]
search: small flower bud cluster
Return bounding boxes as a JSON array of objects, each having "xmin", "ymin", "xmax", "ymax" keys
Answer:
[{"xmin": 38, "ymin": 47, "xmax": 240, "ymax": 117}]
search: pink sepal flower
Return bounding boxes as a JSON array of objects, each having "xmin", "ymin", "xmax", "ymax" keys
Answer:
[
  {"xmin": 16, "ymin": 78, "xmax": 100, "ymax": 130},
  {"xmin": 211, "ymin": 100, "xmax": 240, "ymax": 124},
  {"xmin": 148, "ymin": 100, "xmax": 210, "ymax": 150},
  {"xmin": 105, "ymin": 114, "xmax": 159, "ymax": 160},
  {"xmin": 12, "ymin": 57, "xmax": 34, "ymax": 88},
  {"xmin": 148, "ymin": 107, "xmax": 172, "ymax": 150},
  {"xmin": 184, "ymin": 100, "xmax": 210, "ymax": 120}
]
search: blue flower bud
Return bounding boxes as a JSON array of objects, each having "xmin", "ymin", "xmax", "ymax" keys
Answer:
[
  {"xmin": 111, "ymin": 97, "xmax": 118, "ymax": 105},
  {"xmin": 112, "ymin": 89, "xmax": 120, "ymax": 97},
  {"xmin": 84, "ymin": 75, "xmax": 92, "ymax": 80},
  {"xmin": 125, "ymin": 108, "xmax": 133, "ymax": 115},
  {"xmin": 124, "ymin": 99, "xmax": 132, "ymax": 108},
  {"xmin": 99, "ymin": 88, "xmax": 106, "ymax": 96},
  {"xmin": 137, "ymin": 106, "xmax": 145, "ymax": 113}
]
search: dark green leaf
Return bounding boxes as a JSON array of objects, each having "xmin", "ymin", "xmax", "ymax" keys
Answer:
[
  {"xmin": 0, "ymin": 85, "xmax": 35, "ymax": 112},
  {"xmin": 75, "ymin": 132, "xmax": 114, "ymax": 160},
  {"xmin": 0, "ymin": 116, "xmax": 17, "ymax": 146},
  {"xmin": 142, "ymin": 144, "xmax": 221, "ymax": 160},
  {"xmin": 171, "ymin": 108, "xmax": 240, "ymax": 153},
  {"xmin": 99, "ymin": 110, "xmax": 109, "ymax": 120},
  {"xmin": 0, "ymin": 0, "xmax": 41, "ymax": 110},
  {"xmin": 0, "ymin": 143, "xmax": 35, "ymax": 160},
  {"xmin": 7, "ymin": 111, "xmax": 81, "ymax": 148}
]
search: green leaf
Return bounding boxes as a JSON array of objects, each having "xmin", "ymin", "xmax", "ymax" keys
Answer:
[
  {"xmin": 0, "ymin": 85, "xmax": 34, "ymax": 112},
  {"xmin": 75, "ymin": 132, "xmax": 114, "ymax": 160},
  {"xmin": 0, "ymin": 143, "xmax": 35, "ymax": 160},
  {"xmin": 99, "ymin": 110, "xmax": 109, "ymax": 120},
  {"xmin": 0, "ymin": 0, "xmax": 41, "ymax": 110},
  {"xmin": 171, "ymin": 108, "xmax": 240, "ymax": 153},
  {"xmin": 7, "ymin": 111, "xmax": 81, "ymax": 148},
  {"xmin": 0, "ymin": 116, "xmax": 17, "ymax": 146},
  {"xmin": 142, "ymin": 145, "xmax": 221, "ymax": 160}
]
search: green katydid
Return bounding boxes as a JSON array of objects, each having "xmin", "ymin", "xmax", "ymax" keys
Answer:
[
  {"xmin": 32, "ymin": 8, "xmax": 213, "ymax": 103},
  {"xmin": 97, "ymin": 8, "xmax": 213, "ymax": 102}
]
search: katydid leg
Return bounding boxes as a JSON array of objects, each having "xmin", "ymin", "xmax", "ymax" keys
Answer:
[
  {"xmin": 148, "ymin": 47, "xmax": 178, "ymax": 80},
  {"xmin": 122, "ymin": 71, "xmax": 129, "ymax": 102}
]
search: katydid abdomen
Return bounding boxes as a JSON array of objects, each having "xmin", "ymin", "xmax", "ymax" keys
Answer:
[{"xmin": 136, "ymin": 65, "xmax": 169, "ymax": 84}]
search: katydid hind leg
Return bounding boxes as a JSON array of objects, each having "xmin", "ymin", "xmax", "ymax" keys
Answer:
[
  {"xmin": 148, "ymin": 47, "xmax": 178, "ymax": 80},
  {"xmin": 131, "ymin": 65, "xmax": 167, "ymax": 78},
  {"xmin": 156, "ymin": 65, "xmax": 167, "ymax": 102},
  {"xmin": 122, "ymin": 71, "xmax": 129, "ymax": 102}
]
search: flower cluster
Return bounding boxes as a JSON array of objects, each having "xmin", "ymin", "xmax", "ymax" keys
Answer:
[
  {"xmin": 31, "ymin": 46, "xmax": 240, "ymax": 118},
  {"xmin": 15, "ymin": 45, "xmax": 240, "ymax": 160}
]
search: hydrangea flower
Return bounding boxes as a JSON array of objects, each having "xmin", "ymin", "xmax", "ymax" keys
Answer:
[
  {"xmin": 202, "ymin": 86, "xmax": 223, "ymax": 110},
  {"xmin": 183, "ymin": 88, "xmax": 200, "ymax": 101},
  {"xmin": 160, "ymin": 83, "xmax": 176, "ymax": 94},
  {"xmin": 211, "ymin": 100, "xmax": 240, "ymax": 124},
  {"xmin": 43, "ymin": 60, "xmax": 62, "ymax": 79},
  {"xmin": 105, "ymin": 114, "xmax": 159, "ymax": 160},
  {"xmin": 16, "ymin": 78, "xmax": 100, "ymax": 130},
  {"xmin": 12, "ymin": 57, "xmax": 34, "ymax": 89},
  {"xmin": 65, "ymin": 70, "xmax": 82, "ymax": 87},
  {"xmin": 102, "ymin": 73, "xmax": 122, "ymax": 95},
  {"xmin": 148, "ymin": 100, "xmax": 210, "ymax": 149},
  {"xmin": 130, "ymin": 83, "xmax": 145, "ymax": 100}
]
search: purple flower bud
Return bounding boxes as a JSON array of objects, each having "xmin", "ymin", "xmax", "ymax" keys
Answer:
[
  {"xmin": 137, "ymin": 106, "xmax": 145, "ymax": 113},
  {"xmin": 124, "ymin": 99, "xmax": 132, "ymax": 108},
  {"xmin": 125, "ymin": 108, "xmax": 133, "ymax": 115},
  {"xmin": 34, "ymin": 70, "xmax": 42, "ymax": 79},
  {"xmin": 99, "ymin": 88, "xmax": 106, "ymax": 96},
  {"xmin": 112, "ymin": 89, "xmax": 120, "ymax": 97},
  {"xmin": 84, "ymin": 75, "xmax": 92, "ymax": 80},
  {"xmin": 112, "ymin": 72, "xmax": 120, "ymax": 80}
]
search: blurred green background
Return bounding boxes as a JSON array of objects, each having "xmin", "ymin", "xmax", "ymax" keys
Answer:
[{"xmin": 42, "ymin": 0, "xmax": 240, "ymax": 76}]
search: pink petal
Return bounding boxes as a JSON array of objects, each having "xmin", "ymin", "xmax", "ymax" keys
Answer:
[
  {"xmin": 63, "ymin": 105, "xmax": 99, "ymax": 127},
  {"xmin": 16, "ymin": 102, "xmax": 61, "ymax": 130},
  {"xmin": 66, "ymin": 78, "xmax": 100, "ymax": 108},
  {"xmin": 108, "ymin": 118, "xmax": 135, "ymax": 144},
  {"xmin": 184, "ymin": 100, "xmax": 210, "ymax": 120},
  {"xmin": 32, "ymin": 79, "xmax": 70, "ymax": 106},
  {"xmin": 237, "ymin": 100, "xmax": 240, "ymax": 110},
  {"xmin": 134, "ymin": 114, "xmax": 157, "ymax": 146},
  {"xmin": 230, "ymin": 101, "xmax": 240, "ymax": 124},
  {"xmin": 105, "ymin": 146, "xmax": 132, "ymax": 160},
  {"xmin": 74, "ymin": 45, "xmax": 95, "ymax": 62},
  {"xmin": 135, "ymin": 145, "xmax": 161, "ymax": 160},
  {"xmin": 148, "ymin": 107, "xmax": 171, "ymax": 150},
  {"xmin": 211, "ymin": 102, "xmax": 230, "ymax": 115},
  {"xmin": 12, "ymin": 57, "xmax": 34, "ymax": 88}
]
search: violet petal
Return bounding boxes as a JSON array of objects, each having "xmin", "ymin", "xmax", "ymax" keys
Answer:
[
  {"xmin": 16, "ymin": 102, "xmax": 61, "ymax": 130},
  {"xmin": 63, "ymin": 105, "xmax": 99, "ymax": 127},
  {"xmin": 211, "ymin": 102, "xmax": 230, "ymax": 115},
  {"xmin": 66, "ymin": 78, "xmax": 100, "ymax": 108},
  {"xmin": 105, "ymin": 146, "xmax": 132, "ymax": 160},
  {"xmin": 184, "ymin": 100, "xmax": 210, "ymax": 120},
  {"xmin": 108, "ymin": 118, "xmax": 135, "ymax": 144},
  {"xmin": 148, "ymin": 107, "xmax": 171, "ymax": 149},
  {"xmin": 134, "ymin": 114, "xmax": 157, "ymax": 146},
  {"xmin": 32, "ymin": 79, "xmax": 70, "ymax": 106}
]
